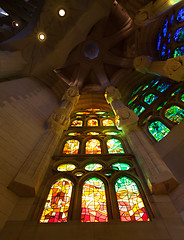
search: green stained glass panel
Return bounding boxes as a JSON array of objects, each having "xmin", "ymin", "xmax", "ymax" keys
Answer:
[
  {"xmin": 148, "ymin": 121, "xmax": 170, "ymax": 141},
  {"xmin": 96, "ymin": 112, "xmax": 106, "ymax": 114},
  {"xmin": 128, "ymin": 95, "xmax": 138, "ymax": 105},
  {"xmin": 171, "ymin": 88, "xmax": 181, "ymax": 96},
  {"xmin": 107, "ymin": 139, "xmax": 125, "ymax": 154},
  {"xmin": 181, "ymin": 93, "xmax": 184, "ymax": 102},
  {"xmin": 142, "ymin": 85, "xmax": 149, "ymax": 91},
  {"xmin": 131, "ymin": 85, "xmax": 143, "ymax": 96},
  {"xmin": 84, "ymin": 163, "xmax": 103, "ymax": 171},
  {"xmin": 133, "ymin": 105, "xmax": 145, "ymax": 116},
  {"xmin": 81, "ymin": 178, "xmax": 108, "ymax": 222},
  {"xmin": 144, "ymin": 94, "xmax": 157, "ymax": 105},
  {"xmin": 112, "ymin": 163, "xmax": 130, "ymax": 171},
  {"xmin": 165, "ymin": 105, "xmax": 184, "ymax": 124},
  {"xmin": 105, "ymin": 132, "xmax": 119, "ymax": 135},
  {"xmin": 40, "ymin": 178, "xmax": 73, "ymax": 223},
  {"xmin": 157, "ymin": 101, "xmax": 167, "ymax": 111},
  {"xmin": 156, "ymin": 82, "xmax": 170, "ymax": 92},
  {"xmin": 115, "ymin": 177, "xmax": 149, "ymax": 221},
  {"xmin": 57, "ymin": 164, "xmax": 76, "ymax": 172}
]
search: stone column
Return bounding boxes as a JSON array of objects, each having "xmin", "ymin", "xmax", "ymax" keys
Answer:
[
  {"xmin": 134, "ymin": 0, "xmax": 182, "ymax": 26},
  {"xmin": 134, "ymin": 55, "xmax": 184, "ymax": 82},
  {"xmin": 105, "ymin": 86, "xmax": 178, "ymax": 194},
  {"xmin": 9, "ymin": 86, "xmax": 80, "ymax": 197},
  {"xmin": 0, "ymin": 51, "xmax": 27, "ymax": 78}
]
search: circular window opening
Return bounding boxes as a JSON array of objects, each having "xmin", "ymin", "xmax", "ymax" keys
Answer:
[{"xmin": 84, "ymin": 43, "xmax": 99, "ymax": 59}]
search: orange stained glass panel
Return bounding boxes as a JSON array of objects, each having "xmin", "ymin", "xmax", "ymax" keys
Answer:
[
  {"xmin": 63, "ymin": 139, "xmax": 79, "ymax": 154},
  {"xmin": 102, "ymin": 119, "xmax": 114, "ymax": 126},
  {"xmin": 87, "ymin": 119, "xmax": 98, "ymax": 126},
  {"xmin": 85, "ymin": 139, "xmax": 101, "ymax": 154},
  {"xmin": 71, "ymin": 120, "xmax": 83, "ymax": 127}
]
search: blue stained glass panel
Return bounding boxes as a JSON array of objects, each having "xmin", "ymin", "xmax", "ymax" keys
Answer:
[
  {"xmin": 156, "ymin": 82, "xmax": 171, "ymax": 92},
  {"xmin": 170, "ymin": 14, "xmax": 174, "ymax": 25},
  {"xmin": 157, "ymin": 33, "xmax": 161, "ymax": 50},
  {"xmin": 174, "ymin": 27, "xmax": 184, "ymax": 42},
  {"xmin": 144, "ymin": 94, "xmax": 157, "ymax": 105},
  {"xmin": 163, "ymin": 19, "xmax": 168, "ymax": 37},
  {"xmin": 133, "ymin": 105, "xmax": 145, "ymax": 116},
  {"xmin": 167, "ymin": 49, "xmax": 171, "ymax": 59},
  {"xmin": 161, "ymin": 42, "xmax": 166, "ymax": 60},
  {"xmin": 177, "ymin": 7, "xmax": 184, "ymax": 23},
  {"xmin": 173, "ymin": 47, "xmax": 184, "ymax": 58},
  {"xmin": 168, "ymin": 33, "xmax": 171, "ymax": 43}
]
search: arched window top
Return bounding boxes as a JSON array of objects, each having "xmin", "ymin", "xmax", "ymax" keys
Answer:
[
  {"xmin": 87, "ymin": 119, "xmax": 98, "ymax": 126},
  {"xmin": 148, "ymin": 120, "xmax": 170, "ymax": 141},
  {"xmin": 165, "ymin": 105, "xmax": 184, "ymax": 124},
  {"xmin": 111, "ymin": 163, "xmax": 130, "ymax": 171},
  {"xmin": 106, "ymin": 138, "xmax": 125, "ymax": 154},
  {"xmin": 177, "ymin": 7, "xmax": 184, "ymax": 23},
  {"xmin": 63, "ymin": 139, "xmax": 80, "ymax": 154},
  {"xmin": 84, "ymin": 163, "xmax": 103, "ymax": 171},
  {"xmin": 81, "ymin": 177, "xmax": 108, "ymax": 222},
  {"xmin": 174, "ymin": 27, "xmax": 184, "ymax": 42},
  {"xmin": 40, "ymin": 178, "xmax": 73, "ymax": 223},
  {"xmin": 71, "ymin": 120, "xmax": 83, "ymax": 127},
  {"xmin": 57, "ymin": 164, "xmax": 76, "ymax": 172},
  {"xmin": 115, "ymin": 176, "xmax": 149, "ymax": 221},
  {"xmin": 102, "ymin": 119, "xmax": 114, "ymax": 126},
  {"xmin": 85, "ymin": 139, "xmax": 101, "ymax": 154}
]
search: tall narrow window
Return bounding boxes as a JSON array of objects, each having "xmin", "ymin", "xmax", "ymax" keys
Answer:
[
  {"xmin": 85, "ymin": 139, "xmax": 101, "ymax": 154},
  {"xmin": 63, "ymin": 139, "xmax": 79, "ymax": 154},
  {"xmin": 81, "ymin": 177, "xmax": 108, "ymax": 222},
  {"xmin": 40, "ymin": 178, "xmax": 73, "ymax": 223},
  {"xmin": 107, "ymin": 138, "xmax": 125, "ymax": 154},
  {"xmin": 115, "ymin": 177, "xmax": 149, "ymax": 221}
]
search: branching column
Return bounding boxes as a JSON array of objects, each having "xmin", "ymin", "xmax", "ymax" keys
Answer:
[
  {"xmin": 9, "ymin": 86, "xmax": 80, "ymax": 197},
  {"xmin": 134, "ymin": 55, "xmax": 184, "ymax": 82},
  {"xmin": 134, "ymin": 0, "xmax": 182, "ymax": 26},
  {"xmin": 105, "ymin": 86, "xmax": 178, "ymax": 194}
]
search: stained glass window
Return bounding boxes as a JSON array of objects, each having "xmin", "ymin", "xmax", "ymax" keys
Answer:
[
  {"xmin": 115, "ymin": 177, "xmax": 149, "ymax": 221},
  {"xmin": 167, "ymin": 49, "xmax": 171, "ymax": 59},
  {"xmin": 102, "ymin": 119, "xmax": 114, "ymax": 126},
  {"xmin": 144, "ymin": 94, "xmax": 157, "ymax": 105},
  {"xmin": 128, "ymin": 95, "xmax": 138, "ymax": 105},
  {"xmin": 168, "ymin": 33, "xmax": 171, "ymax": 43},
  {"xmin": 163, "ymin": 19, "xmax": 168, "ymax": 37},
  {"xmin": 112, "ymin": 163, "xmax": 130, "ymax": 171},
  {"xmin": 174, "ymin": 27, "xmax": 184, "ymax": 42},
  {"xmin": 81, "ymin": 178, "xmax": 108, "ymax": 222},
  {"xmin": 87, "ymin": 119, "xmax": 98, "ymax": 126},
  {"xmin": 68, "ymin": 132, "xmax": 80, "ymax": 136},
  {"xmin": 57, "ymin": 164, "xmax": 76, "ymax": 172},
  {"xmin": 131, "ymin": 85, "xmax": 142, "ymax": 96},
  {"xmin": 76, "ymin": 112, "xmax": 90, "ymax": 115},
  {"xmin": 170, "ymin": 14, "xmax": 174, "ymax": 25},
  {"xmin": 63, "ymin": 140, "xmax": 79, "ymax": 154},
  {"xmin": 71, "ymin": 120, "xmax": 83, "ymax": 127},
  {"xmin": 165, "ymin": 105, "xmax": 184, "ymax": 124},
  {"xmin": 148, "ymin": 121, "xmax": 170, "ymax": 141},
  {"xmin": 105, "ymin": 132, "xmax": 119, "ymax": 135},
  {"xmin": 84, "ymin": 163, "xmax": 103, "ymax": 171},
  {"xmin": 171, "ymin": 88, "xmax": 181, "ymax": 96},
  {"xmin": 96, "ymin": 112, "xmax": 106, "ymax": 114},
  {"xmin": 157, "ymin": 101, "xmax": 167, "ymax": 111},
  {"xmin": 85, "ymin": 139, "xmax": 101, "ymax": 154},
  {"xmin": 156, "ymin": 82, "xmax": 170, "ymax": 92},
  {"xmin": 87, "ymin": 132, "xmax": 99, "ymax": 135},
  {"xmin": 40, "ymin": 178, "xmax": 73, "ymax": 223},
  {"xmin": 133, "ymin": 105, "xmax": 145, "ymax": 116},
  {"xmin": 177, "ymin": 7, "xmax": 184, "ymax": 23},
  {"xmin": 181, "ymin": 93, "xmax": 184, "ymax": 102},
  {"xmin": 142, "ymin": 115, "xmax": 152, "ymax": 124},
  {"xmin": 173, "ymin": 46, "xmax": 184, "ymax": 57},
  {"xmin": 107, "ymin": 139, "xmax": 125, "ymax": 154},
  {"xmin": 142, "ymin": 85, "xmax": 149, "ymax": 91},
  {"xmin": 161, "ymin": 42, "xmax": 166, "ymax": 60},
  {"xmin": 157, "ymin": 33, "xmax": 161, "ymax": 50}
]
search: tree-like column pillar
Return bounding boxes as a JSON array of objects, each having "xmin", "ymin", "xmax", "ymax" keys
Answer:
[
  {"xmin": 134, "ymin": 55, "xmax": 184, "ymax": 82},
  {"xmin": 105, "ymin": 86, "xmax": 178, "ymax": 194},
  {"xmin": 9, "ymin": 86, "xmax": 80, "ymax": 197}
]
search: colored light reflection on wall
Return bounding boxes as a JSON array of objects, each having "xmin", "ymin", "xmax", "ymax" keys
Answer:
[
  {"xmin": 115, "ymin": 177, "xmax": 149, "ymax": 221},
  {"xmin": 81, "ymin": 178, "xmax": 108, "ymax": 222},
  {"xmin": 107, "ymin": 139, "xmax": 125, "ymax": 154},
  {"xmin": 40, "ymin": 178, "xmax": 73, "ymax": 223},
  {"xmin": 85, "ymin": 139, "xmax": 101, "ymax": 154},
  {"xmin": 63, "ymin": 140, "xmax": 79, "ymax": 154}
]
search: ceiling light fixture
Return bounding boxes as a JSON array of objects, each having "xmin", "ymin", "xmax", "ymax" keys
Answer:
[
  {"xmin": 58, "ymin": 8, "xmax": 66, "ymax": 17},
  {"xmin": 38, "ymin": 32, "xmax": 46, "ymax": 41}
]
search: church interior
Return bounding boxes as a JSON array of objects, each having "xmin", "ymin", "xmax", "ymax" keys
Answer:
[{"xmin": 0, "ymin": 0, "xmax": 184, "ymax": 239}]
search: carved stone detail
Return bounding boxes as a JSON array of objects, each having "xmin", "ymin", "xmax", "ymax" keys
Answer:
[
  {"xmin": 62, "ymin": 86, "xmax": 80, "ymax": 105},
  {"xmin": 133, "ymin": 56, "xmax": 152, "ymax": 74},
  {"xmin": 164, "ymin": 56, "xmax": 184, "ymax": 82},
  {"xmin": 105, "ymin": 86, "xmax": 121, "ymax": 104}
]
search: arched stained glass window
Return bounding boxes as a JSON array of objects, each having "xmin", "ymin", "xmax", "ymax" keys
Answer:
[
  {"xmin": 133, "ymin": 105, "xmax": 145, "ymax": 116},
  {"xmin": 81, "ymin": 178, "xmax": 108, "ymax": 222},
  {"xmin": 144, "ymin": 94, "xmax": 157, "ymax": 105},
  {"xmin": 102, "ymin": 119, "xmax": 114, "ymax": 126},
  {"xmin": 115, "ymin": 177, "xmax": 149, "ymax": 221},
  {"xmin": 84, "ymin": 163, "xmax": 103, "ymax": 171},
  {"xmin": 87, "ymin": 119, "xmax": 98, "ymax": 126},
  {"xmin": 177, "ymin": 7, "xmax": 184, "ymax": 22},
  {"xmin": 165, "ymin": 105, "xmax": 184, "ymax": 123},
  {"xmin": 63, "ymin": 140, "xmax": 79, "ymax": 154},
  {"xmin": 148, "ymin": 121, "xmax": 170, "ymax": 141},
  {"xmin": 107, "ymin": 139, "xmax": 125, "ymax": 154},
  {"xmin": 71, "ymin": 120, "xmax": 83, "ymax": 127},
  {"xmin": 112, "ymin": 163, "xmax": 130, "ymax": 171},
  {"xmin": 40, "ymin": 178, "xmax": 73, "ymax": 223},
  {"xmin": 87, "ymin": 132, "xmax": 99, "ymax": 135},
  {"xmin": 57, "ymin": 164, "xmax": 76, "ymax": 172},
  {"xmin": 85, "ymin": 139, "xmax": 101, "ymax": 154},
  {"xmin": 174, "ymin": 27, "xmax": 184, "ymax": 42}
]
